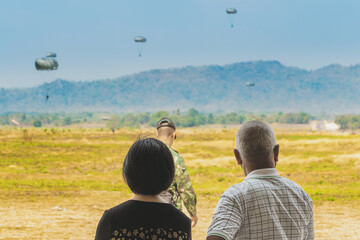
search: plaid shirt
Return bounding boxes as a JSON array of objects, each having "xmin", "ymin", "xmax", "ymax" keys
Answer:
[{"xmin": 207, "ymin": 168, "xmax": 314, "ymax": 240}]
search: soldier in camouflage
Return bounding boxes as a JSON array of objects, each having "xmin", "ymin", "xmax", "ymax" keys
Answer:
[{"xmin": 157, "ymin": 117, "xmax": 198, "ymax": 227}]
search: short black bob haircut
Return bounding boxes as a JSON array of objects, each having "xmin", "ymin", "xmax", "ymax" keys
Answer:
[{"xmin": 122, "ymin": 138, "xmax": 175, "ymax": 195}]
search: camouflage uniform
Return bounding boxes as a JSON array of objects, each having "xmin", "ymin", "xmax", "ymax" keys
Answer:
[{"xmin": 161, "ymin": 146, "xmax": 197, "ymax": 217}]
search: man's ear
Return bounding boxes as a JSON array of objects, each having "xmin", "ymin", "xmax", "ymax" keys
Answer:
[
  {"xmin": 273, "ymin": 144, "xmax": 280, "ymax": 166},
  {"xmin": 234, "ymin": 149, "xmax": 242, "ymax": 166}
]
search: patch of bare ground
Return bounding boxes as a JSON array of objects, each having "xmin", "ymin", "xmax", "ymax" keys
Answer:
[
  {"xmin": 0, "ymin": 191, "xmax": 359, "ymax": 239},
  {"xmin": 314, "ymin": 202, "xmax": 360, "ymax": 239}
]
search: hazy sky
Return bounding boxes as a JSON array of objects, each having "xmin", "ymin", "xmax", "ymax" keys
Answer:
[{"xmin": 1, "ymin": 0, "xmax": 360, "ymax": 88}]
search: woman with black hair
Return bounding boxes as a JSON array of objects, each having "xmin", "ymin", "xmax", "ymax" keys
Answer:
[{"xmin": 95, "ymin": 138, "xmax": 191, "ymax": 240}]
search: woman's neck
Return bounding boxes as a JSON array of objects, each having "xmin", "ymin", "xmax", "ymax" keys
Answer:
[{"xmin": 132, "ymin": 194, "xmax": 167, "ymax": 203}]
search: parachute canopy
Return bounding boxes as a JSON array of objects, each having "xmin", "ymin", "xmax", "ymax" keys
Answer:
[
  {"xmin": 45, "ymin": 52, "xmax": 57, "ymax": 58},
  {"xmin": 246, "ymin": 82, "xmax": 255, "ymax": 87},
  {"xmin": 226, "ymin": 8, "xmax": 237, "ymax": 14},
  {"xmin": 134, "ymin": 36, "xmax": 147, "ymax": 57},
  {"xmin": 134, "ymin": 36, "xmax": 147, "ymax": 43},
  {"xmin": 226, "ymin": 8, "xmax": 237, "ymax": 28},
  {"xmin": 35, "ymin": 58, "xmax": 58, "ymax": 70}
]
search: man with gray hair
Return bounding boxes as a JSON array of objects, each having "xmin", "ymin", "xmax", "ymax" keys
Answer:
[{"xmin": 207, "ymin": 120, "xmax": 314, "ymax": 240}]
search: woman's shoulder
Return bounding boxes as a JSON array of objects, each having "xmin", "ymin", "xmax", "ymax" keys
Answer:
[
  {"xmin": 105, "ymin": 200, "xmax": 177, "ymax": 213},
  {"xmin": 98, "ymin": 201, "xmax": 191, "ymax": 239},
  {"xmin": 165, "ymin": 203, "xmax": 190, "ymax": 221},
  {"xmin": 102, "ymin": 200, "xmax": 130, "ymax": 215},
  {"xmin": 106, "ymin": 200, "xmax": 190, "ymax": 223}
]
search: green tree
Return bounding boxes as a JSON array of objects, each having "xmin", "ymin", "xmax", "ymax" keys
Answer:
[
  {"xmin": 62, "ymin": 117, "xmax": 72, "ymax": 126},
  {"xmin": 195, "ymin": 114, "xmax": 206, "ymax": 125},
  {"xmin": 182, "ymin": 116, "xmax": 196, "ymax": 127},
  {"xmin": 335, "ymin": 115, "xmax": 348, "ymax": 129},
  {"xmin": 207, "ymin": 113, "xmax": 215, "ymax": 124},
  {"xmin": 187, "ymin": 108, "xmax": 199, "ymax": 118},
  {"xmin": 0, "ymin": 116, "xmax": 10, "ymax": 125},
  {"xmin": 139, "ymin": 113, "xmax": 150, "ymax": 125},
  {"xmin": 106, "ymin": 116, "xmax": 121, "ymax": 129},
  {"xmin": 123, "ymin": 113, "xmax": 139, "ymax": 127},
  {"xmin": 149, "ymin": 111, "xmax": 169, "ymax": 126},
  {"xmin": 214, "ymin": 115, "xmax": 226, "ymax": 124},
  {"xmin": 225, "ymin": 112, "xmax": 238, "ymax": 124},
  {"xmin": 33, "ymin": 120, "xmax": 42, "ymax": 127}
]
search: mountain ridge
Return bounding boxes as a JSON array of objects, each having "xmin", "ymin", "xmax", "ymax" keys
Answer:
[{"xmin": 1, "ymin": 60, "xmax": 359, "ymax": 114}]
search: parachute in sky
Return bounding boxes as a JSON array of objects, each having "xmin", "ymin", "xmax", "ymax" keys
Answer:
[
  {"xmin": 134, "ymin": 36, "xmax": 147, "ymax": 43},
  {"xmin": 45, "ymin": 52, "xmax": 57, "ymax": 58},
  {"xmin": 226, "ymin": 8, "xmax": 237, "ymax": 28},
  {"xmin": 134, "ymin": 36, "xmax": 147, "ymax": 57},
  {"xmin": 35, "ymin": 58, "xmax": 58, "ymax": 70},
  {"xmin": 35, "ymin": 54, "xmax": 59, "ymax": 102},
  {"xmin": 245, "ymin": 82, "xmax": 255, "ymax": 99},
  {"xmin": 226, "ymin": 8, "xmax": 237, "ymax": 14}
]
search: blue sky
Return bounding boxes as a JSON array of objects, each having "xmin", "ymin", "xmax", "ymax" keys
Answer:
[{"xmin": 1, "ymin": 0, "xmax": 360, "ymax": 88}]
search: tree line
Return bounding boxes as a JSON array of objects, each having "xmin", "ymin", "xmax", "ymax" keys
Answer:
[
  {"xmin": 3, "ymin": 111, "xmax": 360, "ymax": 130},
  {"xmin": 0, "ymin": 110, "xmax": 314, "ymax": 128},
  {"xmin": 335, "ymin": 115, "xmax": 360, "ymax": 130},
  {"xmin": 0, "ymin": 112, "xmax": 95, "ymax": 127},
  {"xmin": 105, "ymin": 109, "xmax": 313, "ymax": 129}
]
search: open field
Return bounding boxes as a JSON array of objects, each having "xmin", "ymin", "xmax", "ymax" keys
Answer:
[{"xmin": 0, "ymin": 125, "xmax": 360, "ymax": 239}]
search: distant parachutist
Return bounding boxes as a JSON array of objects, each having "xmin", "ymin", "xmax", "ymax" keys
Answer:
[
  {"xmin": 226, "ymin": 8, "xmax": 237, "ymax": 28},
  {"xmin": 245, "ymin": 82, "xmax": 255, "ymax": 99},
  {"xmin": 134, "ymin": 36, "xmax": 147, "ymax": 57},
  {"xmin": 35, "ymin": 53, "xmax": 58, "ymax": 104}
]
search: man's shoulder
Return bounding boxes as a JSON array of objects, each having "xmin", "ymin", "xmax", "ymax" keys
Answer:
[
  {"xmin": 280, "ymin": 177, "xmax": 312, "ymax": 199},
  {"xmin": 246, "ymin": 176, "xmax": 312, "ymax": 203},
  {"xmin": 278, "ymin": 176, "xmax": 306, "ymax": 190},
  {"xmin": 224, "ymin": 177, "xmax": 306, "ymax": 195},
  {"xmin": 221, "ymin": 177, "xmax": 311, "ymax": 206},
  {"xmin": 169, "ymin": 147, "xmax": 180, "ymax": 155},
  {"xmin": 221, "ymin": 181, "xmax": 249, "ymax": 198},
  {"xmin": 168, "ymin": 146, "xmax": 182, "ymax": 159}
]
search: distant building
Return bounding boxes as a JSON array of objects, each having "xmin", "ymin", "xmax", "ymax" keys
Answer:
[
  {"xmin": 324, "ymin": 121, "xmax": 340, "ymax": 131},
  {"xmin": 310, "ymin": 121, "xmax": 339, "ymax": 131}
]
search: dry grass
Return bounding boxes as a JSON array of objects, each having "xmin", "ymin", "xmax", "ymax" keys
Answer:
[{"xmin": 0, "ymin": 125, "xmax": 359, "ymax": 239}]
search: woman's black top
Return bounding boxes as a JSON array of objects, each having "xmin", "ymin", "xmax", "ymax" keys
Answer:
[{"xmin": 95, "ymin": 200, "xmax": 191, "ymax": 240}]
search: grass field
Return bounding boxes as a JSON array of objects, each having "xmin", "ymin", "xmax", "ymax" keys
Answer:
[{"xmin": 0, "ymin": 125, "xmax": 360, "ymax": 239}]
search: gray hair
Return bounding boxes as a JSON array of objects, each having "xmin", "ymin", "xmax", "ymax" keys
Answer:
[{"xmin": 236, "ymin": 120, "xmax": 277, "ymax": 160}]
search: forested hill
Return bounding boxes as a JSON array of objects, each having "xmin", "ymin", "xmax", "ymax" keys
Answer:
[{"xmin": 1, "ymin": 60, "xmax": 360, "ymax": 114}]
